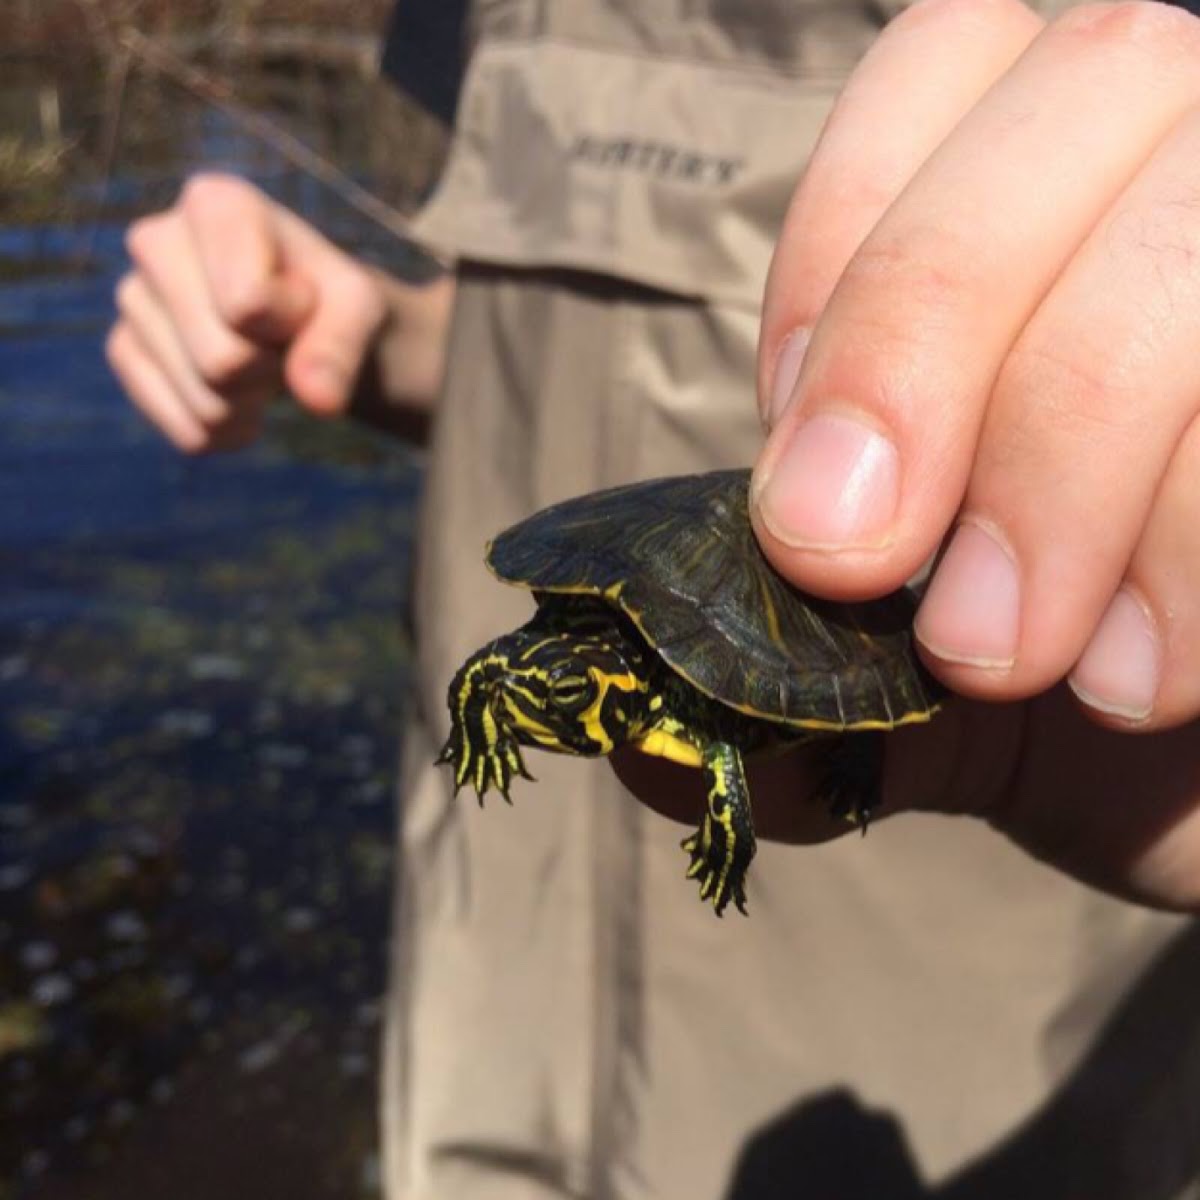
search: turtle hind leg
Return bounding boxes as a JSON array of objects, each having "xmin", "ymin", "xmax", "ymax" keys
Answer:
[
  {"xmin": 682, "ymin": 741, "xmax": 757, "ymax": 916},
  {"xmin": 815, "ymin": 731, "xmax": 886, "ymax": 832}
]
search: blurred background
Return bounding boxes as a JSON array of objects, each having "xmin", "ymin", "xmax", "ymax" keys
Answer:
[{"xmin": 0, "ymin": 3, "xmax": 446, "ymax": 1196}]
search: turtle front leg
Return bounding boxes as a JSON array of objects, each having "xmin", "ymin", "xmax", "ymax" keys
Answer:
[
  {"xmin": 437, "ymin": 653, "xmax": 533, "ymax": 802},
  {"xmin": 436, "ymin": 716, "xmax": 530, "ymax": 803},
  {"xmin": 682, "ymin": 741, "xmax": 757, "ymax": 916}
]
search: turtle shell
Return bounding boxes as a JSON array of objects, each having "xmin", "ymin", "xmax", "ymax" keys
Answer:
[{"xmin": 486, "ymin": 469, "xmax": 940, "ymax": 731}]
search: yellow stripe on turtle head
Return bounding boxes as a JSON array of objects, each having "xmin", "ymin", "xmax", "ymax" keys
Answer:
[{"xmin": 576, "ymin": 669, "xmax": 646, "ymax": 753}]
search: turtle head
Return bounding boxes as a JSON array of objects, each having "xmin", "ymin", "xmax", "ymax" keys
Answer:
[{"xmin": 438, "ymin": 616, "xmax": 652, "ymax": 801}]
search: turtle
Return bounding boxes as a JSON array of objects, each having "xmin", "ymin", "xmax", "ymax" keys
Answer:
[{"xmin": 437, "ymin": 468, "xmax": 942, "ymax": 916}]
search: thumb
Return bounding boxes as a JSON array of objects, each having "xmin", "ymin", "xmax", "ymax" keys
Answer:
[{"xmin": 272, "ymin": 207, "xmax": 389, "ymax": 417}]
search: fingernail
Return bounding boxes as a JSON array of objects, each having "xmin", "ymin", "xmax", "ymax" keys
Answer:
[
  {"xmin": 915, "ymin": 520, "xmax": 1020, "ymax": 670},
  {"xmin": 766, "ymin": 328, "xmax": 811, "ymax": 431},
  {"xmin": 755, "ymin": 411, "xmax": 899, "ymax": 550},
  {"xmin": 1068, "ymin": 588, "xmax": 1159, "ymax": 722}
]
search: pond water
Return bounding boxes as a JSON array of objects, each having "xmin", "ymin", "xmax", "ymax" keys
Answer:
[{"xmin": 1, "ymin": 52, "xmax": 435, "ymax": 1200}]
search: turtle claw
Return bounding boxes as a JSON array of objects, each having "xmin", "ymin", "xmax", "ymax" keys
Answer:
[
  {"xmin": 681, "ymin": 822, "xmax": 748, "ymax": 918},
  {"xmin": 436, "ymin": 727, "xmax": 530, "ymax": 804},
  {"xmin": 817, "ymin": 733, "xmax": 884, "ymax": 834}
]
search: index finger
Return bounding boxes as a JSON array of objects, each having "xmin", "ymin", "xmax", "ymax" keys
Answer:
[
  {"xmin": 757, "ymin": 0, "xmax": 1043, "ymax": 431},
  {"xmin": 180, "ymin": 173, "xmax": 314, "ymax": 341}
]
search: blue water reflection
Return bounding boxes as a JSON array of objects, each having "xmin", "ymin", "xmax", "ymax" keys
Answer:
[{"xmin": 1, "ymin": 66, "xmax": 425, "ymax": 1199}]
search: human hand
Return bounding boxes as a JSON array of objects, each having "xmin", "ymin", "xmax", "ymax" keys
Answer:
[
  {"xmin": 107, "ymin": 172, "xmax": 443, "ymax": 452},
  {"xmin": 744, "ymin": 0, "xmax": 1200, "ymax": 907}
]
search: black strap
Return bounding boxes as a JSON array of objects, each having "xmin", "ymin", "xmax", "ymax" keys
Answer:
[{"xmin": 379, "ymin": 0, "xmax": 470, "ymax": 124}]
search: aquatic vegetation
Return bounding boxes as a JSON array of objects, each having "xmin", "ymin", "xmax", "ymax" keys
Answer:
[
  {"xmin": 0, "ymin": 1004, "xmax": 48, "ymax": 1060},
  {"xmin": 0, "ymin": 136, "xmax": 74, "ymax": 228},
  {"xmin": 1, "ymin": 495, "xmax": 417, "ymax": 1192}
]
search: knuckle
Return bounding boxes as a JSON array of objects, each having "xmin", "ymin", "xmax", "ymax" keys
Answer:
[
  {"xmin": 179, "ymin": 172, "xmax": 221, "ymax": 208},
  {"xmin": 843, "ymin": 227, "xmax": 985, "ymax": 317},
  {"xmin": 901, "ymin": 0, "xmax": 1033, "ymax": 34},
  {"xmin": 1053, "ymin": 2, "xmax": 1200, "ymax": 59},
  {"xmin": 180, "ymin": 170, "xmax": 252, "ymax": 215},
  {"xmin": 124, "ymin": 213, "xmax": 169, "ymax": 264},
  {"xmin": 214, "ymin": 278, "xmax": 271, "ymax": 328},
  {"xmin": 833, "ymin": 231, "xmax": 988, "ymax": 391},
  {"xmin": 1104, "ymin": 196, "xmax": 1200, "ymax": 317},
  {"xmin": 998, "ymin": 340, "xmax": 1140, "ymax": 457},
  {"xmin": 113, "ymin": 272, "xmax": 141, "ymax": 316},
  {"xmin": 193, "ymin": 333, "xmax": 255, "ymax": 388}
]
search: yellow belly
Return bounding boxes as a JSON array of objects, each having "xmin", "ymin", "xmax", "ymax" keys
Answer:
[{"xmin": 630, "ymin": 728, "xmax": 703, "ymax": 768}]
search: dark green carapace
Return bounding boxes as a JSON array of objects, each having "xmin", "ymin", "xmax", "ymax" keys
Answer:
[{"xmin": 438, "ymin": 469, "xmax": 940, "ymax": 916}]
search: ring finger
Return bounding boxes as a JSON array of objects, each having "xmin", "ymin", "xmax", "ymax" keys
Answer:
[{"xmin": 1069, "ymin": 413, "xmax": 1200, "ymax": 731}]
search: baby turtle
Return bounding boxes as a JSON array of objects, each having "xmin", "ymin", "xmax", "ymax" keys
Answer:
[{"xmin": 439, "ymin": 469, "xmax": 941, "ymax": 915}]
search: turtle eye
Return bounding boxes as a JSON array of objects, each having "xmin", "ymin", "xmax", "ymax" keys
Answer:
[{"xmin": 549, "ymin": 672, "xmax": 596, "ymax": 713}]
